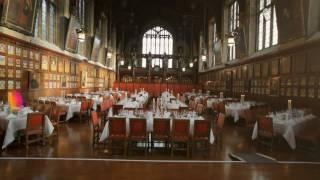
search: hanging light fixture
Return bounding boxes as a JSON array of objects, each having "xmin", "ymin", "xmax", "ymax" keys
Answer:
[
  {"xmin": 182, "ymin": 67, "xmax": 186, "ymax": 72},
  {"xmin": 128, "ymin": 64, "xmax": 132, "ymax": 70}
]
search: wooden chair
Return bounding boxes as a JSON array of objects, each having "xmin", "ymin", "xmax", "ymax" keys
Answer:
[
  {"xmin": 100, "ymin": 100, "xmax": 112, "ymax": 124},
  {"xmin": 242, "ymin": 109, "xmax": 257, "ymax": 129},
  {"xmin": 108, "ymin": 117, "xmax": 127, "ymax": 155},
  {"xmin": 128, "ymin": 118, "xmax": 148, "ymax": 156},
  {"xmin": 171, "ymin": 119, "xmax": 190, "ymax": 157},
  {"xmin": 75, "ymin": 100, "xmax": 89, "ymax": 123},
  {"xmin": 195, "ymin": 103, "xmax": 204, "ymax": 115},
  {"xmin": 257, "ymin": 116, "xmax": 277, "ymax": 149},
  {"xmin": 91, "ymin": 111, "xmax": 103, "ymax": 147},
  {"xmin": 112, "ymin": 104, "xmax": 123, "ymax": 115},
  {"xmin": 217, "ymin": 102, "xmax": 225, "ymax": 114},
  {"xmin": 192, "ymin": 120, "xmax": 211, "ymax": 156},
  {"xmin": 24, "ymin": 112, "xmax": 46, "ymax": 149},
  {"xmin": 188, "ymin": 100, "xmax": 196, "ymax": 111},
  {"xmin": 151, "ymin": 118, "xmax": 171, "ymax": 153},
  {"xmin": 213, "ymin": 113, "xmax": 225, "ymax": 148},
  {"xmin": 50, "ymin": 106, "xmax": 61, "ymax": 136}
]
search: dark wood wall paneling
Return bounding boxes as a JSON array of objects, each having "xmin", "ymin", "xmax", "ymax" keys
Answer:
[{"xmin": 199, "ymin": 41, "xmax": 320, "ymax": 116}]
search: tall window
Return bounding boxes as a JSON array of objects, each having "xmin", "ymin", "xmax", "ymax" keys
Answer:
[
  {"xmin": 34, "ymin": 0, "xmax": 57, "ymax": 44},
  {"xmin": 257, "ymin": 0, "xmax": 278, "ymax": 50},
  {"xmin": 142, "ymin": 26, "xmax": 173, "ymax": 68},
  {"xmin": 228, "ymin": 1, "xmax": 239, "ymax": 61}
]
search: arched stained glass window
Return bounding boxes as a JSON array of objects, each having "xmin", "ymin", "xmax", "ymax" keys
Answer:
[{"xmin": 142, "ymin": 26, "xmax": 173, "ymax": 68}]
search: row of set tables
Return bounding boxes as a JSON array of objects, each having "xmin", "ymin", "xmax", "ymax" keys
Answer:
[{"xmin": 100, "ymin": 91, "xmax": 214, "ymax": 144}]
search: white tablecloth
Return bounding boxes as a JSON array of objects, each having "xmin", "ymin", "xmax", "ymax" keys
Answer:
[
  {"xmin": 1, "ymin": 108, "xmax": 54, "ymax": 149},
  {"xmin": 166, "ymin": 100, "xmax": 188, "ymax": 110},
  {"xmin": 99, "ymin": 111, "xmax": 214, "ymax": 144},
  {"xmin": 225, "ymin": 102, "xmax": 251, "ymax": 122},
  {"xmin": 56, "ymin": 102, "xmax": 81, "ymax": 121},
  {"xmin": 252, "ymin": 111, "xmax": 315, "ymax": 149}
]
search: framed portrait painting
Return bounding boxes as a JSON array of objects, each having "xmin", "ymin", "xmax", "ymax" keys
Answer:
[{"xmin": 1, "ymin": 0, "xmax": 38, "ymax": 35}]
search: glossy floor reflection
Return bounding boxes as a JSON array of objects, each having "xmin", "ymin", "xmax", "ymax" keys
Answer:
[
  {"xmin": 1, "ymin": 116, "xmax": 320, "ymax": 179},
  {"xmin": 1, "ymin": 118, "xmax": 320, "ymax": 161}
]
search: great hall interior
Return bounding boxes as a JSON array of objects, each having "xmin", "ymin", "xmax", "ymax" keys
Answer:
[{"xmin": 0, "ymin": 0, "xmax": 320, "ymax": 179}]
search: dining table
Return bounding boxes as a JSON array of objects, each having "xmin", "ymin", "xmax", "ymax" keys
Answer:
[
  {"xmin": 251, "ymin": 109, "xmax": 316, "ymax": 149},
  {"xmin": 0, "ymin": 107, "xmax": 54, "ymax": 149}
]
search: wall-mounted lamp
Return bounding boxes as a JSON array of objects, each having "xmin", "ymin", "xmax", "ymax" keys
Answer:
[
  {"xmin": 76, "ymin": 28, "xmax": 85, "ymax": 42},
  {"xmin": 201, "ymin": 49, "xmax": 207, "ymax": 62},
  {"xmin": 107, "ymin": 52, "xmax": 112, "ymax": 59},
  {"xmin": 189, "ymin": 62, "xmax": 194, "ymax": 68}
]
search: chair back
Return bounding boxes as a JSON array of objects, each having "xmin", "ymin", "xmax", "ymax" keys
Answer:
[
  {"xmin": 195, "ymin": 103, "xmax": 204, "ymax": 114},
  {"xmin": 257, "ymin": 116, "xmax": 273, "ymax": 134},
  {"xmin": 109, "ymin": 117, "xmax": 126, "ymax": 136},
  {"xmin": 88, "ymin": 99, "xmax": 94, "ymax": 110},
  {"xmin": 91, "ymin": 111, "xmax": 101, "ymax": 128},
  {"xmin": 216, "ymin": 113, "xmax": 225, "ymax": 129},
  {"xmin": 27, "ymin": 112, "xmax": 45, "ymax": 131},
  {"xmin": 172, "ymin": 119, "xmax": 190, "ymax": 137},
  {"xmin": 217, "ymin": 102, "xmax": 225, "ymax": 114},
  {"xmin": 80, "ymin": 101, "xmax": 89, "ymax": 111},
  {"xmin": 189, "ymin": 100, "xmax": 196, "ymax": 110},
  {"xmin": 112, "ymin": 104, "xmax": 123, "ymax": 115},
  {"xmin": 153, "ymin": 118, "xmax": 170, "ymax": 136},
  {"xmin": 50, "ymin": 106, "xmax": 61, "ymax": 123},
  {"xmin": 194, "ymin": 120, "xmax": 211, "ymax": 138},
  {"xmin": 243, "ymin": 109, "xmax": 256, "ymax": 124},
  {"xmin": 130, "ymin": 118, "xmax": 146, "ymax": 137}
]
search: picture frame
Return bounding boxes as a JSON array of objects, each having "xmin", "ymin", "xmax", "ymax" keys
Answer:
[
  {"xmin": 0, "ymin": 68, "xmax": 5, "ymax": 78},
  {"xmin": 7, "ymin": 69, "xmax": 14, "ymax": 78},
  {"xmin": 1, "ymin": 0, "xmax": 38, "ymax": 35},
  {"xmin": 0, "ymin": 80, "xmax": 5, "ymax": 89},
  {"xmin": 50, "ymin": 56, "xmax": 57, "ymax": 72},
  {"xmin": 7, "ymin": 57, "xmax": 14, "ymax": 66},
  {"xmin": 29, "ymin": 51, "xmax": 34, "ymax": 59},
  {"xmin": 29, "ymin": 71, "xmax": 40, "ymax": 89},
  {"xmin": 64, "ymin": 60, "xmax": 70, "ymax": 73},
  {"xmin": 29, "ymin": 60, "xmax": 34, "ymax": 69},
  {"xmin": 270, "ymin": 77, "xmax": 280, "ymax": 96},
  {"xmin": 15, "ymin": 59, "xmax": 21, "ymax": 67},
  {"xmin": 58, "ymin": 60, "xmax": 64, "ymax": 73},
  {"xmin": 8, "ymin": 45, "xmax": 15, "ymax": 55},
  {"xmin": 15, "ymin": 81, "xmax": 21, "ymax": 89},
  {"xmin": 34, "ymin": 52, "xmax": 40, "ymax": 61},
  {"xmin": 41, "ymin": 55, "xmax": 49, "ymax": 70},
  {"xmin": 0, "ymin": 55, "xmax": 6, "ymax": 66},
  {"xmin": 15, "ymin": 70, "xmax": 21, "ymax": 78},
  {"xmin": 15, "ymin": 47, "xmax": 21, "ymax": 56},
  {"xmin": 0, "ymin": 43, "xmax": 7, "ymax": 53},
  {"xmin": 22, "ymin": 49, "xmax": 28, "ymax": 58},
  {"xmin": 8, "ymin": 80, "xmax": 14, "ymax": 90},
  {"xmin": 23, "ymin": 60, "xmax": 28, "ymax": 68}
]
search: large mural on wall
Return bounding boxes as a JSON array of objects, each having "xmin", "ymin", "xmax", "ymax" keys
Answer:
[{"xmin": 1, "ymin": 0, "xmax": 38, "ymax": 35}]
